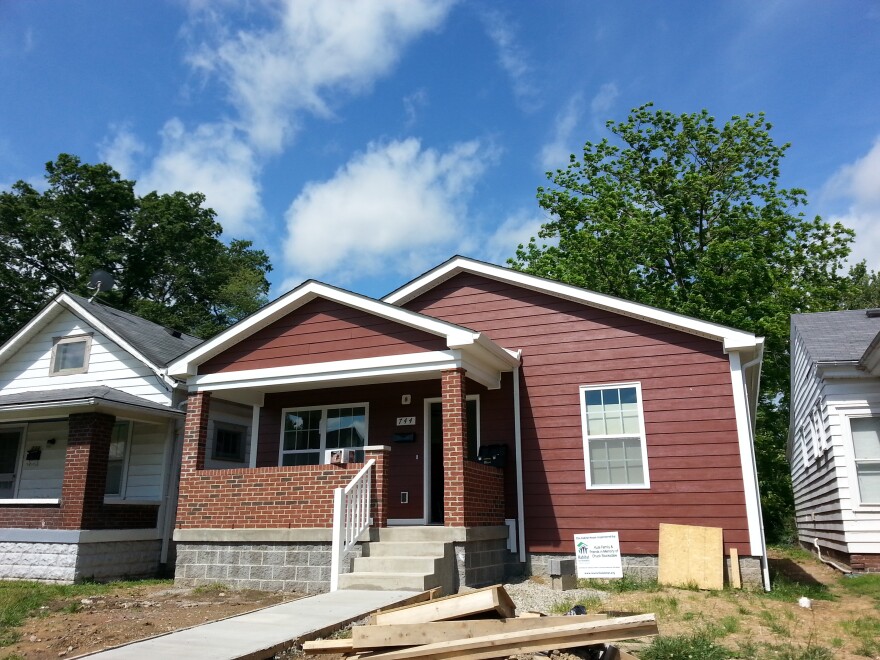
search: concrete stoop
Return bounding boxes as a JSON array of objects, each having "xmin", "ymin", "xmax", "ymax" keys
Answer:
[{"xmin": 338, "ymin": 527, "xmax": 456, "ymax": 595}]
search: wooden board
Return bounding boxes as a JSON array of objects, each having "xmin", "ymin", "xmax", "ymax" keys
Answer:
[
  {"xmin": 353, "ymin": 614, "xmax": 608, "ymax": 649},
  {"xmin": 302, "ymin": 638, "xmax": 355, "ymax": 654},
  {"xmin": 359, "ymin": 614, "xmax": 658, "ymax": 660},
  {"xmin": 729, "ymin": 547, "xmax": 742, "ymax": 589},
  {"xmin": 373, "ymin": 585, "xmax": 515, "ymax": 625},
  {"xmin": 658, "ymin": 523, "xmax": 723, "ymax": 590}
]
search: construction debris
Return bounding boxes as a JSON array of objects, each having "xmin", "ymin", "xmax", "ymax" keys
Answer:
[{"xmin": 303, "ymin": 585, "xmax": 657, "ymax": 659}]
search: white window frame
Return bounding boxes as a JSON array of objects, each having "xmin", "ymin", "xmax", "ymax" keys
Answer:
[
  {"xmin": 579, "ymin": 381, "xmax": 650, "ymax": 490},
  {"xmin": 50, "ymin": 334, "xmax": 93, "ymax": 376},
  {"xmin": 104, "ymin": 420, "xmax": 132, "ymax": 499},
  {"xmin": 841, "ymin": 409, "xmax": 880, "ymax": 509},
  {"xmin": 278, "ymin": 403, "xmax": 369, "ymax": 466}
]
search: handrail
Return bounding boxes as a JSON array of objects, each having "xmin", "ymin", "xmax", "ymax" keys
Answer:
[{"xmin": 330, "ymin": 458, "xmax": 375, "ymax": 591}]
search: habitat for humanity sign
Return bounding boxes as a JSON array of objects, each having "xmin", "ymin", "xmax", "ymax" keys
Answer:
[{"xmin": 574, "ymin": 531, "xmax": 623, "ymax": 579}]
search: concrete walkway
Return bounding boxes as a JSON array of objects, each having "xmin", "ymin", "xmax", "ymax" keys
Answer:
[{"xmin": 79, "ymin": 589, "xmax": 418, "ymax": 660}]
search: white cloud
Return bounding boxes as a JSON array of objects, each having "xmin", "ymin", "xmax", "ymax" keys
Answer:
[
  {"xmin": 282, "ymin": 137, "xmax": 497, "ymax": 283},
  {"xmin": 403, "ymin": 88, "xmax": 428, "ymax": 128},
  {"xmin": 539, "ymin": 93, "xmax": 584, "ymax": 171},
  {"xmin": 481, "ymin": 10, "xmax": 540, "ymax": 112},
  {"xmin": 822, "ymin": 136, "xmax": 880, "ymax": 273},
  {"xmin": 98, "ymin": 125, "xmax": 147, "ymax": 180},
  {"xmin": 186, "ymin": 0, "xmax": 456, "ymax": 154},
  {"xmin": 483, "ymin": 210, "xmax": 546, "ymax": 264},
  {"xmin": 590, "ymin": 82, "xmax": 619, "ymax": 118},
  {"xmin": 137, "ymin": 119, "xmax": 263, "ymax": 237}
]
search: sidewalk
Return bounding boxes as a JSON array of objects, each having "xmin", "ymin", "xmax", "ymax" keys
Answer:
[{"xmin": 78, "ymin": 589, "xmax": 417, "ymax": 660}]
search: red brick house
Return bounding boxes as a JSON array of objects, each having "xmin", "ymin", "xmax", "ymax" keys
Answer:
[{"xmin": 167, "ymin": 257, "xmax": 768, "ymax": 593}]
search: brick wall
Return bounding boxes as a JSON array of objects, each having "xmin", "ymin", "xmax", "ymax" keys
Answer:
[
  {"xmin": 176, "ymin": 464, "xmax": 372, "ymax": 529},
  {"xmin": 182, "ymin": 391, "xmax": 210, "ymax": 475},
  {"xmin": 95, "ymin": 504, "xmax": 159, "ymax": 530},
  {"xmin": 442, "ymin": 368, "xmax": 468, "ymax": 527},
  {"xmin": 462, "ymin": 461, "xmax": 505, "ymax": 526},
  {"xmin": 366, "ymin": 448, "xmax": 389, "ymax": 528},
  {"xmin": 851, "ymin": 554, "xmax": 880, "ymax": 572},
  {"xmin": 0, "ymin": 505, "xmax": 62, "ymax": 529},
  {"xmin": 61, "ymin": 412, "xmax": 116, "ymax": 530}
]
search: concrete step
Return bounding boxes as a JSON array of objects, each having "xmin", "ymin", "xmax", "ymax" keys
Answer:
[
  {"xmin": 352, "ymin": 555, "xmax": 440, "ymax": 574},
  {"xmin": 363, "ymin": 541, "xmax": 448, "ymax": 557},
  {"xmin": 337, "ymin": 571, "xmax": 441, "ymax": 592},
  {"xmin": 377, "ymin": 526, "xmax": 456, "ymax": 543}
]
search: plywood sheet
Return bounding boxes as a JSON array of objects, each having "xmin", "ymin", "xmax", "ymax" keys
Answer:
[{"xmin": 658, "ymin": 523, "xmax": 723, "ymax": 590}]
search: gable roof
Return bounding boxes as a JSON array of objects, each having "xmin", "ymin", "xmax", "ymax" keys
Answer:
[
  {"xmin": 791, "ymin": 309, "xmax": 880, "ymax": 364},
  {"xmin": 0, "ymin": 293, "xmax": 201, "ymax": 377},
  {"xmin": 384, "ymin": 256, "xmax": 762, "ymax": 354},
  {"xmin": 167, "ymin": 279, "xmax": 519, "ymax": 379},
  {"xmin": 0, "ymin": 385, "xmax": 183, "ymax": 419}
]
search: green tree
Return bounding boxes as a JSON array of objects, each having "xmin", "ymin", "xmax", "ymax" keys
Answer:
[
  {"xmin": 0, "ymin": 154, "xmax": 271, "ymax": 342},
  {"xmin": 512, "ymin": 105, "xmax": 855, "ymax": 541}
]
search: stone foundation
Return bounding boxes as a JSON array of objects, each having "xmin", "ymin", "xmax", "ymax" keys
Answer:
[
  {"xmin": 528, "ymin": 552, "xmax": 763, "ymax": 588},
  {"xmin": 453, "ymin": 535, "xmax": 520, "ymax": 588}
]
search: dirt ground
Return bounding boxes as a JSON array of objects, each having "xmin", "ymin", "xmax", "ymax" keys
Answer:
[{"xmin": 3, "ymin": 584, "xmax": 300, "ymax": 659}]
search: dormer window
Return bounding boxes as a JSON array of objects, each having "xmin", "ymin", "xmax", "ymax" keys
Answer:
[{"xmin": 50, "ymin": 335, "xmax": 92, "ymax": 375}]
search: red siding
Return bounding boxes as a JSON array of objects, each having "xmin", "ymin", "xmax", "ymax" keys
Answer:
[
  {"xmin": 404, "ymin": 273, "xmax": 749, "ymax": 556},
  {"xmin": 201, "ymin": 298, "xmax": 448, "ymax": 374}
]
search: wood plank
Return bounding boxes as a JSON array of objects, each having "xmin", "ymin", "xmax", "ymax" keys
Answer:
[
  {"xmin": 658, "ymin": 523, "xmax": 724, "ymax": 590},
  {"xmin": 302, "ymin": 638, "xmax": 355, "ymax": 654},
  {"xmin": 729, "ymin": 547, "xmax": 742, "ymax": 589},
  {"xmin": 360, "ymin": 614, "xmax": 658, "ymax": 660},
  {"xmin": 353, "ymin": 614, "xmax": 609, "ymax": 649},
  {"xmin": 373, "ymin": 585, "xmax": 515, "ymax": 626}
]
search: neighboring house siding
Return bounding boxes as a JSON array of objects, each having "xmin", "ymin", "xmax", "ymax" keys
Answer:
[
  {"xmin": 0, "ymin": 310, "xmax": 169, "ymax": 404},
  {"xmin": 403, "ymin": 272, "xmax": 749, "ymax": 555},
  {"xmin": 200, "ymin": 298, "xmax": 448, "ymax": 374},
  {"xmin": 16, "ymin": 420, "xmax": 69, "ymax": 499},
  {"xmin": 125, "ymin": 422, "xmax": 170, "ymax": 500}
]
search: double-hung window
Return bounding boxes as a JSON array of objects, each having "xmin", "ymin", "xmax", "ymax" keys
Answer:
[
  {"xmin": 105, "ymin": 421, "xmax": 131, "ymax": 496},
  {"xmin": 280, "ymin": 404, "xmax": 367, "ymax": 466},
  {"xmin": 579, "ymin": 383, "xmax": 649, "ymax": 489},
  {"xmin": 849, "ymin": 417, "xmax": 880, "ymax": 504}
]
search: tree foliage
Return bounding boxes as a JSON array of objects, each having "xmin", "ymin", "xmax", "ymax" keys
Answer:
[
  {"xmin": 511, "ymin": 105, "xmax": 856, "ymax": 541},
  {"xmin": 0, "ymin": 154, "xmax": 271, "ymax": 342}
]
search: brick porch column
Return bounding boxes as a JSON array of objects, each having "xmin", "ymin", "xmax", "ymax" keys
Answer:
[
  {"xmin": 365, "ymin": 445, "xmax": 390, "ymax": 528},
  {"xmin": 181, "ymin": 391, "xmax": 210, "ymax": 476},
  {"xmin": 60, "ymin": 412, "xmax": 116, "ymax": 530},
  {"xmin": 442, "ymin": 368, "xmax": 468, "ymax": 527}
]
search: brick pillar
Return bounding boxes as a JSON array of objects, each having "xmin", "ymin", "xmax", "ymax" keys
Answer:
[
  {"xmin": 366, "ymin": 446, "xmax": 390, "ymax": 528},
  {"xmin": 442, "ymin": 368, "xmax": 467, "ymax": 527},
  {"xmin": 60, "ymin": 412, "xmax": 115, "ymax": 530},
  {"xmin": 181, "ymin": 391, "xmax": 210, "ymax": 476}
]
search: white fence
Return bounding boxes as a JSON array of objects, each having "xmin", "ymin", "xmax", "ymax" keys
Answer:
[{"xmin": 329, "ymin": 459, "xmax": 375, "ymax": 591}]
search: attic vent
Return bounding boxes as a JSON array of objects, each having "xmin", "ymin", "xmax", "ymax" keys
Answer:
[
  {"xmin": 165, "ymin": 327, "xmax": 183, "ymax": 338},
  {"xmin": 866, "ymin": 309, "xmax": 880, "ymax": 318}
]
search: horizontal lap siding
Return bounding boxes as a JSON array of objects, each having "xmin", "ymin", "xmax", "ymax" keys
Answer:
[
  {"xmin": 405, "ymin": 273, "xmax": 748, "ymax": 555},
  {"xmin": 200, "ymin": 298, "xmax": 447, "ymax": 374}
]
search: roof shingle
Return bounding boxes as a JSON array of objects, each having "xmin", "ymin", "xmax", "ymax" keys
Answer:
[{"xmin": 791, "ymin": 309, "xmax": 880, "ymax": 363}]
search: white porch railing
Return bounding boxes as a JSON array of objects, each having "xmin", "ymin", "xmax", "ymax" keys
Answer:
[{"xmin": 330, "ymin": 458, "xmax": 375, "ymax": 591}]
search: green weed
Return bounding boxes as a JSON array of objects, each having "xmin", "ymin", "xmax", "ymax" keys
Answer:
[
  {"xmin": 577, "ymin": 574, "xmax": 663, "ymax": 593},
  {"xmin": 838, "ymin": 574, "xmax": 880, "ymax": 606},
  {"xmin": 548, "ymin": 595, "xmax": 603, "ymax": 615},
  {"xmin": 192, "ymin": 583, "xmax": 230, "ymax": 595},
  {"xmin": 640, "ymin": 629, "xmax": 731, "ymax": 660},
  {"xmin": 761, "ymin": 572, "xmax": 833, "ymax": 603},
  {"xmin": 841, "ymin": 615, "xmax": 880, "ymax": 656}
]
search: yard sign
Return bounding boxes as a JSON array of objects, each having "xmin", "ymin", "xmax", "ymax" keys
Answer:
[{"xmin": 574, "ymin": 531, "xmax": 623, "ymax": 579}]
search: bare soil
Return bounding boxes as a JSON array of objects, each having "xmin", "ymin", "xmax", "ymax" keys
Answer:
[{"xmin": 2, "ymin": 584, "xmax": 301, "ymax": 659}]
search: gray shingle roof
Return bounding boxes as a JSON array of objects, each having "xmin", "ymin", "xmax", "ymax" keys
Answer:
[
  {"xmin": 66, "ymin": 294, "xmax": 202, "ymax": 367},
  {"xmin": 0, "ymin": 386, "xmax": 181, "ymax": 415},
  {"xmin": 792, "ymin": 309, "xmax": 880, "ymax": 363}
]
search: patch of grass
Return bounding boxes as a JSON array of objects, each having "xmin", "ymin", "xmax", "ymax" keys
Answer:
[
  {"xmin": 577, "ymin": 575, "xmax": 663, "ymax": 593},
  {"xmin": 761, "ymin": 572, "xmax": 834, "ymax": 603},
  {"xmin": 548, "ymin": 595, "xmax": 603, "ymax": 615},
  {"xmin": 838, "ymin": 573, "xmax": 880, "ymax": 605},
  {"xmin": 192, "ymin": 583, "xmax": 230, "ymax": 595},
  {"xmin": 764, "ymin": 642, "xmax": 834, "ymax": 660},
  {"xmin": 639, "ymin": 595, "xmax": 679, "ymax": 617},
  {"xmin": 759, "ymin": 609, "xmax": 791, "ymax": 638},
  {"xmin": 0, "ymin": 579, "xmax": 171, "ymax": 648},
  {"xmin": 841, "ymin": 615, "xmax": 880, "ymax": 656},
  {"xmin": 769, "ymin": 544, "xmax": 818, "ymax": 563},
  {"xmin": 640, "ymin": 629, "xmax": 732, "ymax": 660}
]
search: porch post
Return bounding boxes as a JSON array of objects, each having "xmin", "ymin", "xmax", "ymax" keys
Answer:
[
  {"xmin": 365, "ymin": 445, "xmax": 390, "ymax": 528},
  {"xmin": 181, "ymin": 391, "xmax": 210, "ymax": 475},
  {"xmin": 441, "ymin": 368, "xmax": 467, "ymax": 527},
  {"xmin": 60, "ymin": 412, "xmax": 115, "ymax": 530}
]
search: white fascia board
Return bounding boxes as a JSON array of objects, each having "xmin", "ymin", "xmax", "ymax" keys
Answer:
[
  {"xmin": 0, "ymin": 398, "xmax": 182, "ymax": 423},
  {"xmin": 384, "ymin": 257, "xmax": 761, "ymax": 350},
  {"xmin": 167, "ymin": 281, "xmax": 480, "ymax": 377},
  {"xmin": 0, "ymin": 297, "xmax": 63, "ymax": 366}
]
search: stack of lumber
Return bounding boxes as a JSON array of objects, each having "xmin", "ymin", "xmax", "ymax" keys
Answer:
[{"xmin": 303, "ymin": 585, "xmax": 657, "ymax": 659}]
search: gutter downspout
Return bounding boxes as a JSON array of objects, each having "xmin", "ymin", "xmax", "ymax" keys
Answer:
[
  {"xmin": 160, "ymin": 402, "xmax": 186, "ymax": 565},
  {"xmin": 743, "ymin": 348, "xmax": 771, "ymax": 592},
  {"xmin": 513, "ymin": 362, "xmax": 526, "ymax": 564}
]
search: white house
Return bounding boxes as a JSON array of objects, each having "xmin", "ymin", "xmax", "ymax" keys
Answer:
[{"xmin": 789, "ymin": 309, "xmax": 880, "ymax": 572}]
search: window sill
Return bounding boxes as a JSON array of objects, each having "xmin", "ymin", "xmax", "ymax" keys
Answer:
[
  {"xmin": 585, "ymin": 484, "xmax": 651, "ymax": 490},
  {"xmin": 0, "ymin": 498, "xmax": 60, "ymax": 505},
  {"xmin": 103, "ymin": 498, "xmax": 162, "ymax": 506}
]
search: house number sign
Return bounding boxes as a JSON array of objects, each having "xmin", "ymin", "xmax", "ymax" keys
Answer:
[{"xmin": 396, "ymin": 416, "xmax": 416, "ymax": 426}]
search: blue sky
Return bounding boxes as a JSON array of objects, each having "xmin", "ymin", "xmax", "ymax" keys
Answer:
[{"xmin": 1, "ymin": 1, "xmax": 879, "ymax": 299}]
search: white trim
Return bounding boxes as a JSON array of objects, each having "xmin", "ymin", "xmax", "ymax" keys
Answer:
[
  {"xmin": 278, "ymin": 402, "xmax": 369, "ymax": 466},
  {"xmin": 0, "ymin": 423, "xmax": 27, "ymax": 499},
  {"xmin": 513, "ymin": 365, "xmax": 526, "ymax": 563},
  {"xmin": 0, "ymin": 498, "xmax": 59, "ymax": 505},
  {"xmin": 383, "ymin": 257, "xmax": 761, "ymax": 352},
  {"xmin": 838, "ymin": 408, "xmax": 880, "ymax": 509},
  {"xmin": 728, "ymin": 352, "xmax": 766, "ymax": 563},
  {"xmin": 578, "ymin": 382, "xmax": 650, "ymax": 490},
  {"xmin": 167, "ymin": 280, "xmax": 488, "ymax": 377},
  {"xmin": 49, "ymin": 333, "xmax": 93, "ymax": 376},
  {"xmin": 249, "ymin": 404, "xmax": 261, "ymax": 468}
]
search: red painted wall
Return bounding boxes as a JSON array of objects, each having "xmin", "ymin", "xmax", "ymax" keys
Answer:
[
  {"xmin": 201, "ymin": 298, "xmax": 447, "ymax": 374},
  {"xmin": 404, "ymin": 272, "xmax": 749, "ymax": 556}
]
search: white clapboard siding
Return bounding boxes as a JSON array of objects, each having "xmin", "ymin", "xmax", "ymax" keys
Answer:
[
  {"xmin": 16, "ymin": 421, "xmax": 69, "ymax": 499},
  {"xmin": 204, "ymin": 400, "xmax": 253, "ymax": 470},
  {"xmin": 0, "ymin": 309, "xmax": 170, "ymax": 404},
  {"xmin": 123, "ymin": 422, "xmax": 168, "ymax": 500}
]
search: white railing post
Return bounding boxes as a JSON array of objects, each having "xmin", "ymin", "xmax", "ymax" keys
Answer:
[{"xmin": 329, "ymin": 459, "xmax": 375, "ymax": 592}]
